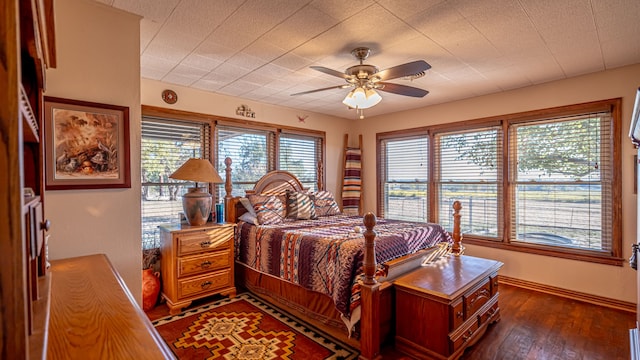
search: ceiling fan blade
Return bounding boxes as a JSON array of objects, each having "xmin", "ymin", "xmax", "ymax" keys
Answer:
[
  {"xmin": 310, "ymin": 66, "xmax": 349, "ymax": 79},
  {"xmin": 374, "ymin": 60, "xmax": 431, "ymax": 81},
  {"xmin": 377, "ymin": 82, "xmax": 429, "ymax": 97},
  {"xmin": 291, "ymin": 84, "xmax": 350, "ymax": 96}
]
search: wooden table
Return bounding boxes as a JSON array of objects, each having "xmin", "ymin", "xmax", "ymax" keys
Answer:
[{"xmin": 47, "ymin": 254, "xmax": 174, "ymax": 359}]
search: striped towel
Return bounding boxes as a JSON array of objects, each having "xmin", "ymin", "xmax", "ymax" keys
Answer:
[{"xmin": 342, "ymin": 148, "xmax": 362, "ymax": 216}]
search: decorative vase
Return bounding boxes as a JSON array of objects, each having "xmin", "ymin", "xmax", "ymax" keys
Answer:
[
  {"xmin": 182, "ymin": 187, "xmax": 212, "ymax": 226},
  {"xmin": 142, "ymin": 268, "xmax": 161, "ymax": 311}
]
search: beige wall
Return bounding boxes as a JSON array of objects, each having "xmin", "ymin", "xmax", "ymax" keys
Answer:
[
  {"xmin": 354, "ymin": 63, "xmax": 640, "ymax": 303},
  {"xmin": 44, "ymin": 0, "xmax": 143, "ymax": 302}
]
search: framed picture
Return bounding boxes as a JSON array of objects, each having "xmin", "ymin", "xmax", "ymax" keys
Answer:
[{"xmin": 44, "ymin": 97, "xmax": 131, "ymax": 190}]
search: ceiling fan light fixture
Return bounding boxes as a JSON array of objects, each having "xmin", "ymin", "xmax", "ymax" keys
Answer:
[
  {"xmin": 364, "ymin": 88, "xmax": 382, "ymax": 108},
  {"xmin": 342, "ymin": 87, "xmax": 381, "ymax": 109}
]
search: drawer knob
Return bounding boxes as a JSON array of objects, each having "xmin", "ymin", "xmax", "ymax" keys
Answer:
[
  {"xmin": 200, "ymin": 240, "xmax": 212, "ymax": 248},
  {"xmin": 462, "ymin": 329, "xmax": 474, "ymax": 342},
  {"xmin": 456, "ymin": 311, "xmax": 463, "ymax": 318},
  {"xmin": 201, "ymin": 281, "xmax": 212, "ymax": 289},
  {"xmin": 200, "ymin": 260, "xmax": 212, "ymax": 268}
]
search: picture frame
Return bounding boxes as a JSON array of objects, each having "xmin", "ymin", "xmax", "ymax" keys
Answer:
[{"xmin": 44, "ymin": 97, "xmax": 131, "ymax": 190}]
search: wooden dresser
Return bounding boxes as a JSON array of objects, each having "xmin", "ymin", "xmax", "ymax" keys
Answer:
[
  {"xmin": 159, "ymin": 222, "xmax": 236, "ymax": 314},
  {"xmin": 47, "ymin": 254, "xmax": 174, "ymax": 359},
  {"xmin": 394, "ymin": 255, "xmax": 503, "ymax": 360}
]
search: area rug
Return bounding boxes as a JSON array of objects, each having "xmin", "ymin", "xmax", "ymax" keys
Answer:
[{"xmin": 152, "ymin": 293, "xmax": 359, "ymax": 360}]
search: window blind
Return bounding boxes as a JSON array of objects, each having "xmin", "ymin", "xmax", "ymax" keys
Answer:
[
  {"xmin": 141, "ymin": 117, "xmax": 211, "ymax": 249},
  {"xmin": 279, "ymin": 132, "xmax": 323, "ymax": 191},
  {"xmin": 379, "ymin": 135, "xmax": 429, "ymax": 221},
  {"xmin": 510, "ymin": 111, "xmax": 612, "ymax": 251},
  {"xmin": 435, "ymin": 127, "xmax": 502, "ymax": 236},
  {"xmin": 216, "ymin": 124, "xmax": 275, "ymax": 197}
]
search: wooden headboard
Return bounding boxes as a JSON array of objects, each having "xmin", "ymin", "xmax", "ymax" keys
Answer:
[
  {"xmin": 223, "ymin": 158, "xmax": 307, "ymax": 223},
  {"xmin": 245, "ymin": 170, "xmax": 306, "ymax": 195}
]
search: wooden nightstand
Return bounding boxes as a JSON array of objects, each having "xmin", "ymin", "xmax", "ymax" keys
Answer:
[
  {"xmin": 159, "ymin": 222, "xmax": 236, "ymax": 314},
  {"xmin": 394, "ymin": 255, "xmax": 503, "ymax": 360}
]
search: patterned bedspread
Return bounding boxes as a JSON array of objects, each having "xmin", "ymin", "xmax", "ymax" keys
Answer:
[{"xmin": 236, "ymin": 214, "xmax": 452, "ymax": 317}]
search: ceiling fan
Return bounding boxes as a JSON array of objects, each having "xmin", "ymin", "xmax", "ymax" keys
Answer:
[{"xmin": 291, "ymin": 47, "xmax": 431, "ymax": 110}]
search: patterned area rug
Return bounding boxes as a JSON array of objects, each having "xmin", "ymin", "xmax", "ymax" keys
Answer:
[{"xmin": 153, "ymin": 293, "xmax": 359, "ymax": 360}]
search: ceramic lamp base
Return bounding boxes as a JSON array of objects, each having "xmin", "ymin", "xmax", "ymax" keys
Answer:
[{"xmin": 182, "ymin": 187, "xmax": 212, "ymax": 226}]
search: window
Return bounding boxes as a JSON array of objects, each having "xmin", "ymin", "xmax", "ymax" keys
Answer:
[
  {"xmin": 377, "ymin": 99, "xmax": 621, "ymax": 265},
  {"xmin": 510, "ymin": 113, "xmax": 612, "ymax": 252},
  {"xmin": 216, "ymin": 124, "xmax": 275, "ymax": 196},
  {"xmin": 435, "ymin": 127, "xmax": 502, "ymax": 237},
  {"xmin": 378, "ymin": 135, "xmax": 429, "ymax": 222},
  {"xmin": 279, "ymin": 132, "xmax": 323, "ymax": 191},
  {"xmin": 141, "ymin": 117, "xmax": 210, "ymax": 250},
  {"xmin": 216, "ymin": 125, "xmax": 325, "ymax": 196}
]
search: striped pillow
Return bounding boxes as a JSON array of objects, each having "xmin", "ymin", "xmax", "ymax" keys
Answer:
[
  {"xmin": 286, "ymin": 191, "xmax": 317, "ymax": 220},
  {"xmin": 248, "ymin": 194, "xmax": 285, "ymax": 225},
  {"xmin": 312, "ymin": 190, "xmax": 341, "ymax": 217}
]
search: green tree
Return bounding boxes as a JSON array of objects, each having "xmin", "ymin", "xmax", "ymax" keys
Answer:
[{"xmin": 442, "ymin": 118, "xmax": 600, "ymax": 179}]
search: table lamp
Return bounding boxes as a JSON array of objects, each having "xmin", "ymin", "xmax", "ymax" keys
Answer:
[{"xmin": 169, "ymin": 158, "xmax": 223, "ymax": 226}]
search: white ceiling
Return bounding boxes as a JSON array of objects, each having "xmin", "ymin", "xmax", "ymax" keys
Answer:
[{"xmin": 96, "ymin": 0, "xmax": 640, "ymax": 119}]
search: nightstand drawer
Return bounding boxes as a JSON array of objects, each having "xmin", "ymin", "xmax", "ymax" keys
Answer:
[
  {"xmin": 178, "ymin": 269, "xmax": 232, "ymax": 299},
  {"xmin": 179, "ymin": 251, "xmax": 230, "ymax": 277},
  {"xmin": 177, "ymin": 227, "xmax": 233, "ymax": 256}
]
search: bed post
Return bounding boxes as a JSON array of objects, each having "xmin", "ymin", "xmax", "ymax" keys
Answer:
[
  {"xmin": 360, "ymin": 212, "xmax": 381, "ymax": 360},
  {"xmin": 317, "ymin": 160, "xmax": 324, "ymax": 190},
  {"xmin": 224, "ymin": 157, "xmax": 233, "ymax": 223},
  {"xmin": 451, "ymin": 200, "xmax": 464, "ymax": 255}
]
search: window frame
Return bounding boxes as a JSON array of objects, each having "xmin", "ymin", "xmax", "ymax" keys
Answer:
[
  {"xmin": 377, "ymin": 99, "xmax": 622, "ymax": 266},
  {"xmin": 377, "ymin": 132, "xmax": 431, "ymax": 222}
]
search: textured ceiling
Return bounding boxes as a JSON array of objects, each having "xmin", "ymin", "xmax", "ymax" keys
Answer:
[{"xmin": 96, "ymin": 0, "xmax": 640, "ymax": 119}]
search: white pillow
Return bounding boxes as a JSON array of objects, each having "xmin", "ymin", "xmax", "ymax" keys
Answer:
[{"xmin": 239, "ymin": 212, "xmax": 259, "ymax": 225}]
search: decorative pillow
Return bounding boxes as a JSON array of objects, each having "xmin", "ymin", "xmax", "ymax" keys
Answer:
[
  {"xmin": 238, "ymin": 212, "xmax": 259, "ymax": 225},
  {"xmin": 311, "ymin": 190, "xmax": 341, "ymax": 217},
  {"xmin": 286, "ymin": 191, "xmax": 317, "ymax": 220},
  {"xmin": 239, "ymin": 197, "xmax": 257, "ymax": 216},
  {"xmin": 248, "ymin": 194, "xmax": 285, "ymax": 225}
]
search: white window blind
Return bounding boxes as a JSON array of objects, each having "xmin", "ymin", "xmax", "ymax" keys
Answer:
[
  {"xmin": 279, "ymin": 133, "xmax": 322, "ymax": 191},
  {"xmin": 141, "ymin": 117, "xmax": 211, "ymax": 249},
  {"xmin": 216, "ymin": 124, "xmax": 275, "ymax": 196},
  {"xmin": 510, "ymin": 112, "xmax": 612, "ymax": 251},
  {"xmin": 435, "ymin": 128, "xmax": 502, "ymax": 236},
  {"xmin": 379, "ymin": 135, "xmax": 429, "ymax": 222}
]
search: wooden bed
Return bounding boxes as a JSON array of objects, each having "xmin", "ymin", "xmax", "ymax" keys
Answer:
[{"xmin": 222, "ymin": 157, "xmax": 463, "ymax": 360}]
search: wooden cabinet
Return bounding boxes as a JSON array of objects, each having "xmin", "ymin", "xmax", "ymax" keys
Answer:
[
  {"xmin": 2, "ymin": 0, "xmax": 55, "ymax": 358},
  {"xmin": 159, "ymin": 223, "xmax": 236, "ymax": 314},
  {"xmin": 394, "ymin": 255, "xmax": 503, "ymax": 360}
]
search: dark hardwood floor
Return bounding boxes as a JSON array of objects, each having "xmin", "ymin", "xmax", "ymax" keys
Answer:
[
  {"xmin": 147, "ymin": 284, "xmax": 636, "ymax": 360},
  {"xmin": 384, "ymin": 283, "xmax": 636, "ymax": 360}
]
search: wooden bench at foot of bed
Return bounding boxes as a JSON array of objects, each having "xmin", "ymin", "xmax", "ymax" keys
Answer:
[{"xmin": 394, "ymin": 255, "xmax": 503, "ymax": 360}]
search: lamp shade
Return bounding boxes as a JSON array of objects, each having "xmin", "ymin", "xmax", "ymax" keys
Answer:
[
  {"xmin": 169, "ymin": 158, "xmax": 223, "ymax": 183},
  {"xmin": 169, "ymin": 158, "xmax": 223, "ymax": 226},
  {"xmin": 342, "ymin": 87, "xmax": 382, "ymax": 109}
]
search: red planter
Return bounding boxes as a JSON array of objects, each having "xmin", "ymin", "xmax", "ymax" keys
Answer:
[{"xmin": 142, "ymin": 268, "xmax": 160, "ymax": 311}]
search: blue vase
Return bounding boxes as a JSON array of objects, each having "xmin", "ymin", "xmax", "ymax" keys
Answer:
[{"xmin": 216, "ymin": 203, "xmax": 224, "ymax": 223}]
